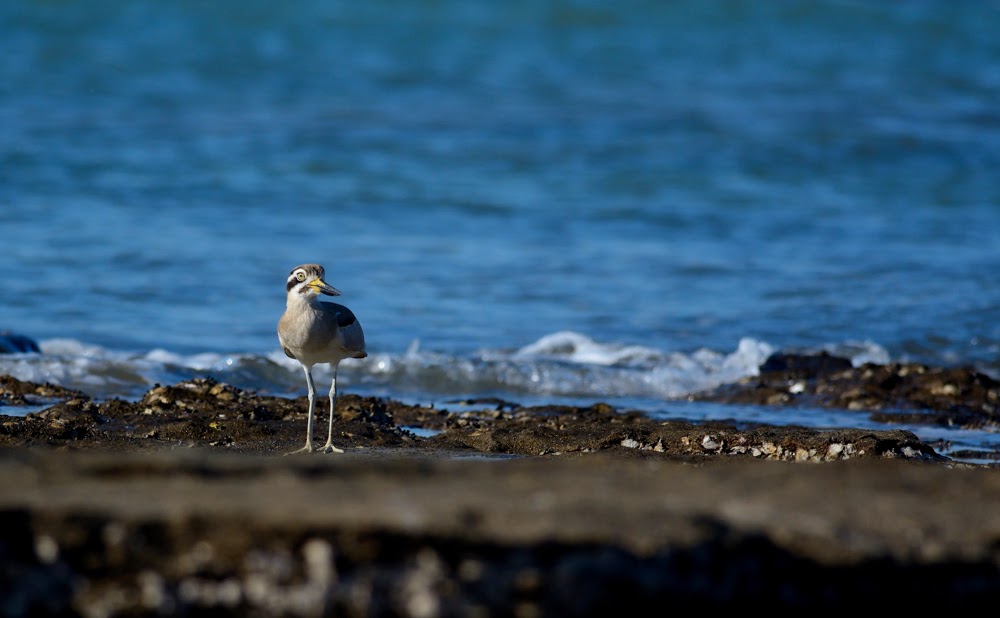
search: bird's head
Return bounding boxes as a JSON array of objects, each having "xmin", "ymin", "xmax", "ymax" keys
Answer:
[{"xmin": 286, "ymin": 263, "xmax": 342, "ymax": 298}]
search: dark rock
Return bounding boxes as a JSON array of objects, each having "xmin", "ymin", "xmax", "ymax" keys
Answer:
[
  {"xmin": 0, "ymin": 330, "xmax": 40, "ymax": 354},
  {"xmin": 0, "ymin": 375, "xmax": 950, "ymax": 463},
  {"xmin": 759, "ymin": 351, "xmax": 853, "ymax": 377},
  {"xmin": 0, "ymin": 375, "xmax": 90, "ymax": 407},
  {"xmin": 694, "ymin": 354, "xmax": 1000, "ymax": 432}
]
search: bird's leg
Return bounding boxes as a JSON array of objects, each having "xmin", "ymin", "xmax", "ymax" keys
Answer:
[
  {"xmin": 285, "ymin": 365, "xmax": 317, "ymax": 455},
  {"xmin": 321, "ymin": 366, "xmax": 345, "ymax": 453}
]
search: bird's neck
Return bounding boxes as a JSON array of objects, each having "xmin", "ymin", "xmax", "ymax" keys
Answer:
[{"xmin": 286, "ymin": 292, "xmax": 320, "ymax": 310}]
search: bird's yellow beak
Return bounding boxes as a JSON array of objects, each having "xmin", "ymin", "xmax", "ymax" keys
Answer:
[{"xmin": 310, "ymin": 279, "xmax": 342, "ymax": 296}]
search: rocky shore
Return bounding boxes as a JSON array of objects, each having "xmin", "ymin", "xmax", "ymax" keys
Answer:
[{"xmin": 1, "ymin": 354, "xmax": 999, "ymax": 614}]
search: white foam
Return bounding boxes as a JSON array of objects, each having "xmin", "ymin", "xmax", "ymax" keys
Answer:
[
  {"xmin": 504, "ymin": 332, "xmax": 774, "ymax": 397},
  {"xmin": 821, "ymin": 340, "xmax": 891, "ymax": 366},
  {"xmin": 0, "ymin": 341, "xmax": 147, "ymax": 398},
  {"xmin": 512, "ymin": 330, "xmax": 668, "ymax": 366},
  {"xmin": 38, "ymin": 338, "xmax": 107, "ymax": 357}
]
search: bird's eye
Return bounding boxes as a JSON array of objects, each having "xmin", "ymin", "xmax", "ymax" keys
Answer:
[{"xmin": 296, "ymin": 271, "xmax": 306, "ymax": 281}]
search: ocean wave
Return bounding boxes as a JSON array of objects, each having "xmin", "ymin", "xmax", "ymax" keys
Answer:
[{"xmin": 0, "ymin": 332, "xmax": 893, "ymax": 405}]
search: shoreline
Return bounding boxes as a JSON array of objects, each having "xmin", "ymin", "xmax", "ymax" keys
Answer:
[{"xmin": 2, "ymin": 351, "xmax": 997, "ymax": 463}]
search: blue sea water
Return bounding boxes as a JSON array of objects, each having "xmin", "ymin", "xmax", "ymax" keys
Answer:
[{"xmin": 2, "ymin": 1, "xmax": 999, "ymax": 457}]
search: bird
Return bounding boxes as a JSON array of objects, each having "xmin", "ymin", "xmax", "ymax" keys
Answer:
[{"xmin": 278, "ymin": 263, "xmax": 367, "ymax": 454}]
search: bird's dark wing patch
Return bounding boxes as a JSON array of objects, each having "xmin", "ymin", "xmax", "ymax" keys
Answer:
[{"xmin": 327, "ymin": 303, "xmax": 358, "ymax": 328}]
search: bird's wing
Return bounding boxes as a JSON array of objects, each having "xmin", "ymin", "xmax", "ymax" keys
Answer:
[{"xmin": 324, "ymin": 302, "xmax": 367, "ymax": 357}]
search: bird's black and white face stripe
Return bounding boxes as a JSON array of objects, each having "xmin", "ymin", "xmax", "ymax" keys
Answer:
[
  {"xmin": 286, "ymin": 264, "xmax": 322, "ymax": 293},
  {"xmin": 286, "ymin": 263, "xmax": 341, "ymax": 297}
]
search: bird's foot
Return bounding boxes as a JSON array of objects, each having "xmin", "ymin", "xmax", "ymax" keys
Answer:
[
  {"xmin": 319, "ymin": 443, "xmax": 345, "ymax": 454},
  {"xmin": 284, "ymin": 445, "xmax": 314, "ymax": 456}
]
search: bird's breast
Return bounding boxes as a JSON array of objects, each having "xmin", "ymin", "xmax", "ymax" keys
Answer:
[{"xmin": 278, "ymin": 304, "xmax": 353, "ymax": 366}]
